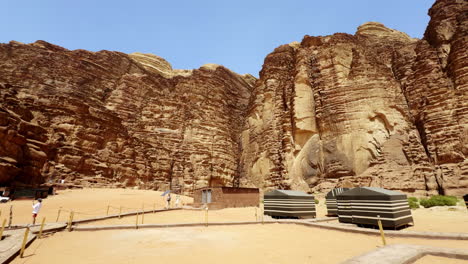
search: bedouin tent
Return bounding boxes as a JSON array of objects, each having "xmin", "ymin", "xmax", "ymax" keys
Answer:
[
  {"xmin": 464, "ymin": 194, "xmax": 468, "ymax": 209},
  {"xmin": 336, "ymin": 187, "xmax": 413, "ymax": 228},
  {"xmin": 264, "ymin": 190, "xmax": 316, "ymax": 218},
  {"xmin": 326, "ymin": 188, "xmax": 349, "ymax": 216}
]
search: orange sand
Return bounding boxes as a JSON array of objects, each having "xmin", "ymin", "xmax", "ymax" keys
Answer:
[
  {"xmin": 11, "ymin": 224, "xmax": 468, "ymax": 264},
  {"xmin": 406, "ymin": 207, "xmax": 468, "ymax": 233},
  {"xmin": 1, "ymin": 188, "xmax": 466, "ymax": 234},
  {"xmin": 0, "ymin": 188, "xmax": 193, "ymax": 224}
]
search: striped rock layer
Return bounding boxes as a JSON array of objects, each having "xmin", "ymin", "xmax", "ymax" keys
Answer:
[
  {"xmin": 0, "ymin": 43, "xmax": 254, "ymax": 193},
  {"xmin": 239, "ymin": 0, "xmax": 467, "ymax": 196},
  {"xmin": 0, "ymin": 0, "xmax": 466, "ymax": 196}
]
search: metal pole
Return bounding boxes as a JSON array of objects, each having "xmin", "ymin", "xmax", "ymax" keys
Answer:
[
  {"xmin": 38, "ymin": 217, "xmax": 46, "ymax": 238},
  {"xmin": 377, "ymin": 215, "xmax": 387, "ymax": 246},
  {"xmin": 19, "ymin": 227, "xmax": 29, "ymax": 258}
]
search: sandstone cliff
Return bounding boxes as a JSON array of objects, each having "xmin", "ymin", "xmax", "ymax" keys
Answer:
[
  {"xmin": 0, "ymin": 0, "xmax": 466, "ymax": 196},
  {"xmin": 240, "ymin": 0, "xmax": 467, "ymax": 196},
  {"xmin": 0, "ymin": 41, "xmax": 254, "ymax": 193}
]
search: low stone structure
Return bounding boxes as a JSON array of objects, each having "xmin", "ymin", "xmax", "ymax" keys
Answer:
[{"xmin": 193, "ymin": 187, "xmax": 259, "ymax": 209}]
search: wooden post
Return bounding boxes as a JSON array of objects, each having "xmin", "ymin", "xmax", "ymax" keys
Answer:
[
  {"xmin": 56, "ymin": 207, "xmax": 62, "ymax": 222},
  {"xmin": 141, "ymin": 210, "xmax": 144, "ymax": 224},
  {"xmin": 261, "ymin": 205, "xmax": 264, "ymax": 224},
  {"xmin": 0, "ymin": 219, "xmax": 6, "ymax": 240},
  {"xmin": 377, "ymin": 215, "xmax": 387, "ymax": 246},
  {"xmin": 106, "ymin": 205, "xmax": 110, "ymax": 216},
  {"xmin": 8, "ymin": 205, "xmax": 12, "ymax": 227},
  {"xmin": 204, "ymin": 207, "xmax": 207, "ymax": 227},
  {"xmin": 68, "ymin": 211, "xmax": 74, "ymax": 232},
  {"xmin": 119, "ymin": 206, "xmax": 122, "ymax": 219},
  {"xmin": 38, "ymin": 217, "xmax": 46, "ymax": 239},
  {"xmin": 19, "ymin": 227, "xmax": 29, "ymax": 258},
  {"xmin": 135, "ymin": 212, "xmax": 139, "ymax": 229}
]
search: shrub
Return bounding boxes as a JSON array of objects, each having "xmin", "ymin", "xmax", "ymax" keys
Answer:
[
  {"xmin": 314, "ymin": 199, "xmax": 319, "ymax": 204},
  {"xmin": 408, "ymin": 197, "xmax": 419, "ymax": 209},
  {"xmin": 419, "ymin": 195, "xmax": 458, "ymax": 208}
]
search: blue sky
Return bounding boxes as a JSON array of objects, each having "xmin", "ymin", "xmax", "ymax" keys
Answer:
[{"xmin": 2, "ymin": 0, "xmax": 433, "ymax": 76}]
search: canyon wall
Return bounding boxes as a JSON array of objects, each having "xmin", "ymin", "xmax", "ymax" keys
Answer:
[
  {"xmin": 0, "ymin": 41, "xmax": 254, "ymax": 194},
  {"xmin": 0, "ymin": 0, "xmax": 466, "ymax": 196},
  {"xmin": 240, "ymin": 0, "xmax": 467, "ymax": 196}
]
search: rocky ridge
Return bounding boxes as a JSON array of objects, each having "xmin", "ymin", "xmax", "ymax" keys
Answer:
[
  {"xmin": 0, "ymin": 0, "xmax": 466, "ymax": 196},
  {"xmin": 239, "ymin": 0, "xmax": 467, "ymax": 196},
  {"xmin": 0, "ymin": 42, "xmax": 254, "ymax": 193}
]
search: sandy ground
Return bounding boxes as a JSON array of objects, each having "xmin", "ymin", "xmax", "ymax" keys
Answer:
[
  {"xmin": 0, "ymin": 188, "xmax": 193, "ymax": 224},
  {"xmin": 77, "ymin": 203, "xmax": 327, "ymax": 226},
  {"xmin": 79, "ymin": 202, "xmax": 468, "ymax": 235},
  {"xmin": 10, "ymin": 224, "xmax": 468, "ymax": 264},
  {"xmin": 1, "ymin": 189, "xmax": 466, "ymax": 234},
  {"xmin": 407, "ymin": 206, "xmax": 468, "ymax": 233},
  {"xmin": 413, "ymin": 255, "xmax": 468, "ymax": 264}
]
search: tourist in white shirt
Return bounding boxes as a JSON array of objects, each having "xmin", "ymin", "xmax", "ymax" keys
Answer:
[{"xmin": 32, "ymin": 198, "xmax": 42, "ymax": 224}]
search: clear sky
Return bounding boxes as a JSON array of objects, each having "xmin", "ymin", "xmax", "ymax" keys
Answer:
[{"xmin": 2, "ymin": 0, "xmax": 434, "ymax": 76}]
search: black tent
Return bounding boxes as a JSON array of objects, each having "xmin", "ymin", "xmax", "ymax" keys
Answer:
[
  {"xmin": 464, "ymin": 194, "xmax": 468, "ymax": 209},
  {"xmin": 326, "ymin": 188, "xmax": 349, "ymax": 216},
  {"xmin": 336, "ymin": 187, "xmax": 413, "ymax": 228},
  {"xmin": 264, "ymin": 190, "xmax": 316, "ymax": 218}
]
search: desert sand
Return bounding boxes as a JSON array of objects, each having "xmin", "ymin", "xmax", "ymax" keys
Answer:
[
  {"xmin": 1, "ymin": 189, "xmax": 467, "ymax": 234},
  {"xmin": 77, "ymin": 200, "xmax": 468, "ymax": 235},
  {"xmin": 3, "ymin": 189, "xmax": 468, "ymax": 264},
  {"xmin": 407, "ymin": 206, "xmax": 468, "ymax": 233},
  {"xmin": 413, "ymin": 255, "xmax": 468, "ymax": 264},
  {"xmin": 10, "ymin": 224, "xmax": 468, "ymax": 264},
  {"xmin": 0, "ymin": 188, "xmax": 193, "ymax": 224}
]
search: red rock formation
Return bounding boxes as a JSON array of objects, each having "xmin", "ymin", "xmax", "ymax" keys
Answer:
[
  {"xmin": 0, "ymin": 41, "xmax": 253, "ymax": 194},
  {"xmin": 240, "ymin": 0, "xmax": 467, "ymax": 196},
  {"xmin": 0, "ymin": 0, "xmax": 465, "ymax": 196}
]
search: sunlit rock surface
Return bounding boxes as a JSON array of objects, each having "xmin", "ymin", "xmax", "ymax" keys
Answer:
[{"xmin": 0, "ymin": 0, "xmax": 466, "ymax": 196}]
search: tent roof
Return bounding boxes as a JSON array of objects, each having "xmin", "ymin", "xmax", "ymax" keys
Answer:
[
  {"xmin": 337, "ymin": 187, "xmax": 406, "ymax": 199},
  {"xmin": 325, "ymin": 188, "xmax": 350, "ymax": 198},
  {"xmin": 264, "ymin": 189, "xmax": 313, "ymax": 198}
]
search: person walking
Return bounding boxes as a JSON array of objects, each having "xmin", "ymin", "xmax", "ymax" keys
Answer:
[
  {"xmin": 175, "ymin": 195, "xmax": 180, "ymax": 208},
  {"xmin": 166, "ymin": 193, "xmax": 171, "ymax": 209},
  {"xmin": 32, "ymin": 198, "xmax": 43, "ymax": 225}
]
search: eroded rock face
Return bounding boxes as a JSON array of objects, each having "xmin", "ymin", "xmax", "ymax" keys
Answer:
[
  {"xmin": 239, "ymin": 0, "xmax": 467, "ymax": 196},
  {"xmin": 0, "ymin": 0, "xmax": 466, "ymax": 196},
  {"xmin": 0, "ymin": 41, "xmax": 254, "ymax": 194}
]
